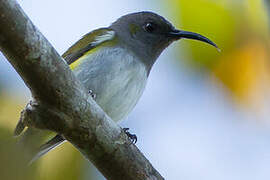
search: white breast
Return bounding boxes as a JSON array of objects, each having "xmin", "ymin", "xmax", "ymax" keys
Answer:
[{"xmin": 73, "ymin": 46, "xmax": 148, "ymax": 122}]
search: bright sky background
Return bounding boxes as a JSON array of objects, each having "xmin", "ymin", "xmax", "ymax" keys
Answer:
[{"xmin": 1, "ymin": 0, "xmax": 270, "ymax": 179}]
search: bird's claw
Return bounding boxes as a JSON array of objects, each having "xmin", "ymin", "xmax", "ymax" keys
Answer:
[
  {"xmin": 123, "ymin": 128, "xmax": 137, "ymax": 144},
  {"xmin": 88, "ymin": 90, "xmax": 96, "ymax": 99}
]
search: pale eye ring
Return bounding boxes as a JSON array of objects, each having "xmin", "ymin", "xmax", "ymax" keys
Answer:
[{"xmin": 144, "ymin": 22, "xmax": 155, "ymax": 33}]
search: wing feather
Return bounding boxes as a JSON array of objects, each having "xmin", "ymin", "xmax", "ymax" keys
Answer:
[{"xmin": 62, "ymin": 28, "xmax": 115, "ymax": 65}]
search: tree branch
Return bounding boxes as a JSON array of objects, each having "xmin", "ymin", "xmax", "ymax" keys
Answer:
[{"xmin": 0, "ymin": 0, "xmax": 164, "ymax": 179}]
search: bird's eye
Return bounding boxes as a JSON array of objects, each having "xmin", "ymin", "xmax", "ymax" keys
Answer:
[{"xmin": 144, "ymin": 23, "xmax": 155, "ymax": 33}]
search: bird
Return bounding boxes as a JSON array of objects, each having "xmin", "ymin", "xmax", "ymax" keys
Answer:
[{"xmin": 14, "ymin": 11, "xmax": 218, "ymax": 164}]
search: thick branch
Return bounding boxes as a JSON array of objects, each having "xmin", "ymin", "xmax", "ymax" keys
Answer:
[{"xmin": 0, "ymin": 0, "xmax": 164, "ymax": 179}]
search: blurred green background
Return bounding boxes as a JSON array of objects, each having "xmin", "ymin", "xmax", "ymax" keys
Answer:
[{"xmin": 1, "ymin": 0, "xmax": 270, "ymax": 179}]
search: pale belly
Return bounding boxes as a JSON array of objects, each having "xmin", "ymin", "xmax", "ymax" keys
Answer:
[{"xmin": 72, "ymin": 47, "xmax": 148, "ymax": 122}]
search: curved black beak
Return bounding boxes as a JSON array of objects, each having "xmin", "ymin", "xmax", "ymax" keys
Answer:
[{"xmin": 169, "ymin": 30, "xmax": 219, "ymax": 51}]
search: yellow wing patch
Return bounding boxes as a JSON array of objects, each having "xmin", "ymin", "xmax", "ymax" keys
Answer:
[
  {"xmin": 62, "ymin": 28, "xmax": 116, "ymax": 68},
  {"xmin": 69, "ymin": 46, "xmax": 100, "ymax": 70},
  {"xmin": 67, "ymin": 30, "xmax": 116, "ymax": 70}
]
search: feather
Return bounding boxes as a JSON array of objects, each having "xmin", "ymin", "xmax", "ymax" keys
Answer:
[
  {"xmin": 29, "ymin": 134, "xmax": 66, "ymax": 164},
  {"xmin": 62, "ymin": 28, "xmax": 116, "ymax": 65}
]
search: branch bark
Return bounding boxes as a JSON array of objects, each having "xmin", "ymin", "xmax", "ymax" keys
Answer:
[{"xmin": 0, "ymin": 0, "xmax": 164, "ymax": 179}]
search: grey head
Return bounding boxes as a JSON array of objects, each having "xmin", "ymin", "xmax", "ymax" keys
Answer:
[{"xmin": 110, "ymin": 11, "xmax": 218, "ymax": 71}]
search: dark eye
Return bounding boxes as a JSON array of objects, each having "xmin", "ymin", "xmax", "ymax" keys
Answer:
[{"xmin": 144, "ymin": 22, "xmax": 155, "ymax": 33}]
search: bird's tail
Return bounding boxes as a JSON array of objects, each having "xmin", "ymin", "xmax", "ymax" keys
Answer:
[
  {"xmin": 15, "ymin": 127, "xmax": 66, "ymax": 165},
  {"xmin": 29, "ymin": 134, "xmax": 66, "ymax": 164}
]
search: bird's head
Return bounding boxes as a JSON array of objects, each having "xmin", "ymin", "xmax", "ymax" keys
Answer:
[{"xmin": 110, "ymin": 11, "xmax": 218, "ymax": 69}]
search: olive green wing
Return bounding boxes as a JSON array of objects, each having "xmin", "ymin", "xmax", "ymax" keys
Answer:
[{"xmin": 62, "ymin": 28, "xmax": 115, "ymax": 65}]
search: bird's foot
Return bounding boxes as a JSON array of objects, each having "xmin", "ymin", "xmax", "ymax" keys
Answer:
[
  {"xmin": 88, "ymin": 90, "xmax": 96, "ymax": 99},
  {"xmin": 123, "ymin": 128, "xmax": 137, "ymax": 144}
]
